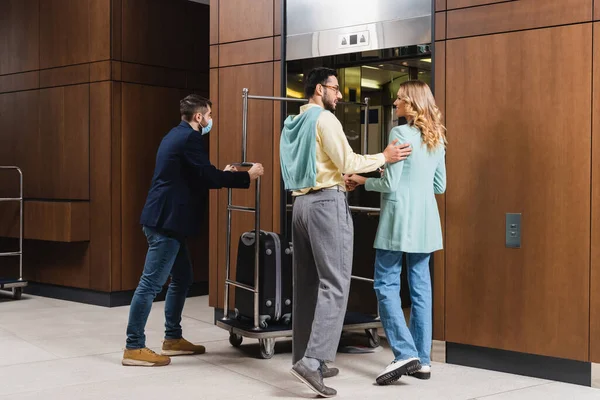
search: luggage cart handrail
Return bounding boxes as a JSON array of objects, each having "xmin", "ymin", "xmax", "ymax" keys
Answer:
[
  {"xmin": 227, "ymin": 205, "xmax": 255, "ymax": 213},
  {"xmin": 223, "ymin": 174, "xmax": 261, "ymax": 330},
  {"xmin": 241, "ymin": 89, "xmax": 370, "ymax": 163},
  {"xmin": 223, "ymin": 88, "xmax": 375, "ymax": 333},
  {"xmin": 286, "ymin": 204, "xmax": 379, "ymax": 213},
  {"xmin": 0, "ymin": 252, "xmax": 22, "ymax": 257},
  {"xmin": 246, "ymin": 93, "xmax": 369, "ymax": 107},
  {"xmin": 226, "ymin": 279, "xmax": 257, "ymax": 293},
  {"xmin": 0, "ymin": 166, "xmax": 25, "ymax": 290}
]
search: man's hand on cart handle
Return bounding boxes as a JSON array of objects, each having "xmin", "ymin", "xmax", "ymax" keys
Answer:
[
  {"xmin": 248, "ymin": 163, "xmax": 264, "ymax": 180},
  {"xmin": 224, "ymin": 164, "xmax": 238, "ymax": 172}
]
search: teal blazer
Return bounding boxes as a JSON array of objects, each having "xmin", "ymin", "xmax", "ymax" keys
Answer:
[{"xmin": 365, "ymin": 125, "xmax": 446, "ymax": 253}]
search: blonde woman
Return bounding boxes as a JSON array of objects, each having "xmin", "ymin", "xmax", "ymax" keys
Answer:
[{"xmin": 348, "ymin": 80, "xmax": 446, "ymax": 385}]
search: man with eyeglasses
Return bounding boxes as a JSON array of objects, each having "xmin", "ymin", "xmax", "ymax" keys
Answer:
[{"xmin": 280, "ymin": 67, "xmax": 411, "ymax": 397}]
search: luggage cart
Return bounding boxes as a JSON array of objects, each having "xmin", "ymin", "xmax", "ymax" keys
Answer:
[
  {"xmin": 216, "ymin": 89, "xmax": 382, "ymax": 359},
  {"xmin": 0, "ymin": 166, "xmax": 27, "ymax": 300}
]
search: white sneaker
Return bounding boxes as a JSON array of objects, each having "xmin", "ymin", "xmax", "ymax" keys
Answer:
[
  {"xmin": 409, "ymin": 365, "xmax": 431, "ymax": 380},
  {"xmin": 376, "ymin": 358, "xmax": 421, "ymax": 385}
]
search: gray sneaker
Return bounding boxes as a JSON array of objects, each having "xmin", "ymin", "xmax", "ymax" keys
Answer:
[
  {"xmin": 321, "ymin": 362, "xmax": 339, "ymax": 378},
  {"xmin": 290, "ymin": 360, "xmax": 337, "ymax": 398}
]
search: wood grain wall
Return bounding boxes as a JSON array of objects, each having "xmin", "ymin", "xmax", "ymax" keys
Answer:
[
  {"xmin": 435, "ymin": 0, "xmax": 600, "ymax": 363},
  {"xmin": 0, "ymin": 0, "xmax": 210, "ymax": 293},
  {"xmin": 208, "ymin": 0, "xmax": 282, "ymax": 308}
]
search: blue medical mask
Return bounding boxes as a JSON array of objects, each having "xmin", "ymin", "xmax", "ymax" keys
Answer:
[{"xmin": 201, "ymin": 118, "xmax": 213, "ymax": 135}]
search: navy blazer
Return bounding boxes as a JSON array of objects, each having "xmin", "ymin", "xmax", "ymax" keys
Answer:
[{"xmin": 140, "ymin": 121, "xmax": 250, "ymax": 236}]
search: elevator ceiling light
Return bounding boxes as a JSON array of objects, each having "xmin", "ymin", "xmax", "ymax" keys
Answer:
[
  {"xmin": 363, "ymin": 65, "xmax": 380, "ymax": 70},
  {"xmin": 361, "ymin": 78, "xmax": 381, "ymax": 89},
  {"xmin": 286, "ymin": 88, "xmax": 304, "ymax": 99},
  {"xmin": 422, "ymin": 58, "xmax": 431, "ymax": 63}
]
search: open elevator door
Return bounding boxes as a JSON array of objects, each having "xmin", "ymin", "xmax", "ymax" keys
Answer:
[{"xmin": 281, "ymin": 1, "xmax": 433, "ymax": 321}]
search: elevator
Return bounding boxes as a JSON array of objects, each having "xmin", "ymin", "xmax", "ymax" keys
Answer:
[{"xmin": 282, "ymin": 0, "xmax": 434, "ymax": 315}]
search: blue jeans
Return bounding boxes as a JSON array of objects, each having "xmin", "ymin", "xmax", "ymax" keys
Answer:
[
  {"xmin": 126, "ymin": 226, "xmax": 194, "ymax": 349},
  {"xmin": 374, "ymin": 250, "xmax": 432, "ymax": 366}
]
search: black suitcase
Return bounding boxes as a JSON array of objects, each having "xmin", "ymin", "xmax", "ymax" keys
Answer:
[{"xmin": 234, "ymin": 231, "xmax": 292, "ymax": 328}]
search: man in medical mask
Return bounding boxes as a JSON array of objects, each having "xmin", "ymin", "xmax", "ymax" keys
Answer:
[{"xmin": 123, "ymin": 94, "xmax": 264, "ymax": 367}]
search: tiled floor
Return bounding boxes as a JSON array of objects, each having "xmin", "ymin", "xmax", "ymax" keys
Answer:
[{"xmin": 0, "ymin": 293, "xmax": 599, "ymax": 399}]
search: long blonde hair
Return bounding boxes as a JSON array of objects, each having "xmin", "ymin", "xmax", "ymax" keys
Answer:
[{"xmin": 397, "ymin": 80, "xmax": 447, "ymax": 150}]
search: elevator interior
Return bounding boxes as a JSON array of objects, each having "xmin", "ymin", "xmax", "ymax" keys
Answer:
[{"xmin": 284, "ymin": 45, "xmax": 432, "ymax": 314}]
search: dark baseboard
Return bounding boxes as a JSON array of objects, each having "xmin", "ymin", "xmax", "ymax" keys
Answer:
[
  {"xmin": 446, "ymin": 342, "xmax": 591, "ymax": 387},
  {"xmin": 23, "ymin": 281, "xmax": 209, "ymax": 308}
]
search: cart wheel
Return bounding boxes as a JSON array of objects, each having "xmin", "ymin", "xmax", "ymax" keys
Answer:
[
  {"xmin": 12, "ymin": 287, "xmax": 22, "ymax": 300},
  {"xmin": 366, "ymin": 328, "xmax": 380, "ymax": 348},
  {"xmin": 229, "ymin": 333, "xmax": 243, "ymax": 348},
  {"xmin": 259, "ymin": 338, "xmax": 275, "ymax": 359}
]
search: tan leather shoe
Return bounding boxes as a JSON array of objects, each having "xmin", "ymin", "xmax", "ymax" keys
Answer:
[
  {"xmin": 161, "ymin": 338, "xmax": 206, "ymax": 356},
  {"xmin": 122, "ymin": 348, "xmax": 171, "ymax": 367}
]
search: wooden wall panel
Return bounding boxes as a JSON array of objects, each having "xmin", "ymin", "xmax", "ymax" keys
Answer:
[
  {"xmin": 219, "ymin": 0, "xmax": 274, "ymax": 43},
  {"xmin": 39, "ymin": 65, "xmax": 91, "ymax": 87},
  {"xmin": 111, "ymin": 82, "xmax": 123, "ymax": 291},
  {"xmin": 274, "ymin": 0, "xmax": 282, "ymax": 36},
  {"xmin": 111, "ymin": 0, "xmax": 123, "ymax": 60},
  {"xmin": 89, "ymin": 82, "xmax": 112, "ymax": 291},
  {"xmin": 29, "ymin": 241, "xmax": 91, "ymax": 289},
  {"xmin": 186, "ymin": 72, "xmax": 210, "ymax": 93},
  {"xmin": 446, "ymin": 0, "xmax": 592, "ymax": 39},
  {"xmin": 0, "ymin": 201, "xmax": 90, "ymax": 242},
  {"xmin": 0, "ymin": 91, "xmax": 39, "ymax": 198},
  {"xmin": 0, "ymin": 202, "xmax": 20, "ymax": 239},
  {"xmin": 121, "ymin": 0, "xmax": 208, "ymax": 71},
  {"xmin": 433, "ymin": 41, "xmax": 446, "ymax": 341},
  {"xmin": 219, "ymin": 38, "xmax": 274, "ymax": 67},
  {"xmin": 35, "ymin": 63, "xmax": 111, "ymax": 88},
  {"xmin": 0, "ymin": 0, "xmax": 39, "ymax": 75},
  {"xmin": 90, "ymin": 0, "xmax": 111, "ymax": 62},
  {"xmin": 90, "ymin": 61, "xmax": 112, "ymax": 82},
  {"xmin": 210, "ymin": 46, "xmax": 219, "ymax": 69},
  {"xmin": 274, "ymin": 36, "xmax": 282, "ymax": 61},
  {"xmin": 210, "ymin": 0, "xmax": 219, "ymax": 45},
  {"xmin": 596, "ymin": 0, "xmax": 600, "ymax": 21},
  {"xmin": 39, "ymin": 0, "xmax": 110, "ymax": 69},
  {"xmin": 209, "ymin": 68, "xmax": 219, "ymax": 306},
  {"xmin": 216, "ymin": 63, "xmax": 274, "ymax": 309},
  {"xmin": 445, "ymin": 24, "xmax": 592, "ymax": 361},
  {"xmin": 435, "ymin": 12, "xmax": 447, "ymax": 41},
  {"xmin": 122, "ymin": 0, "xmax": 185, "ymax": 69},
  {"xmin": 436, "ymin": 0, "xmax": 447, "ymax": 11},
  {"xmin": 0, "ymin": 0, "xmax": 211, "ymax": 294},
  {"xmin": 34, "ymin": 85, "xmax": 90, "ymax": 200},
  {"xmin": 591, "ymin": 22, "xmax": 600, "ymax": 363},
  {"xmin": 447, "ymin": 0, "xmax": 511, "ymax": 9},
  {"xmin": 120, "ymin": 84, "xmax": 184, "ymax": 290},
  {"xmin": 0, "ymin": 72, "xmax": 39, "ymax": 94},
  {"xmin": 119, "ymin": 62, "xmax": 187, "ymax": 88}
]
